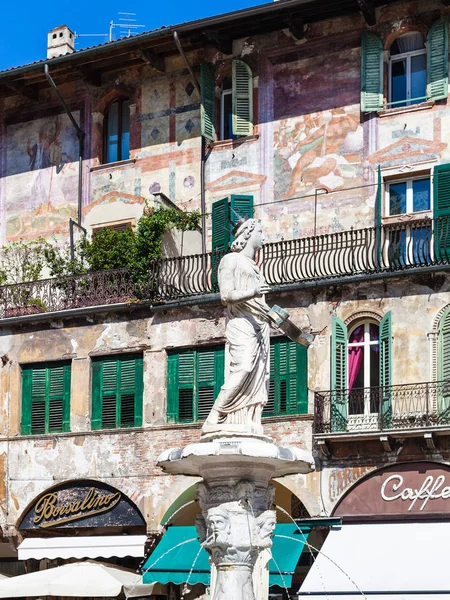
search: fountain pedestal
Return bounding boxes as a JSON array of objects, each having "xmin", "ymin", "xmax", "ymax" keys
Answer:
[{"xmin": 158, "ymin": 437, "xmax": 314, "ymax": 600}]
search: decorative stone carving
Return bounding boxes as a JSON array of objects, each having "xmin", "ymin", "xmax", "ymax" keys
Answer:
[{"xmin": 196, "ymin": 479, "xmax": 276, "ymax": 600}]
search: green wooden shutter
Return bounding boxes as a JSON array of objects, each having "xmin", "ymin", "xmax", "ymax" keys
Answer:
[
  {"xmin": 92, "ymin": 355, "xmax": 142, "ymax": 430},
  {"xmin": 427, "ymin": 17, "xmax": 449, "ymax": 102},
  {"xmin": 379, "ymin": 311, "xmax": 392, "ymax": 429},
  {"xmin": 102, "ymin": 359, "xmax": 118, "ymax": 429},
  {"xmin": 200, "ymin": 63, "xmax": 216, "ymax": 142},
  {"xmin": 197, "ymin": 349, "xmax": 217, "ymax": 420},
  {"xmin": 232, "ymin": 59, "xmax": 253, "ymax": 137},
  {"xmin": 433, "ymin": 163, "xmax": 450, "ymax": 260},
  {"xmin": 212, "ymin": 197, "xmax": 230, "ymax": 291},
  {"xmin": 230, "ymin": 195, "xmax": 254, "ymax": 231},
  {"xmin": 119, "ymin": 356, "xmax": 143, "ymax": 427},
  {"xmin": 331, "ymin": 316, "xmax": 348, "ymax": 432},
  {"xmin": 361, "ymin": 32, "xmax": 384, "ymax": 113},
  {"xmin": 212, "ymin": 197, "xmax": 231, "ymax": 253},
  {"xmin": 177, "ymin": 351, "xmax": 196, "ymax": 422},
  {"xmin": 166, "ymin": 347, "xmax": 224, "ymax": 423},
  {"xmin": 91, "ymin": 359, "xmax": 102, "ymax": 430},
  {"xmin": 22, "ymin": 363, "xmax": 70, "ymax": 435},
  {"xmin": 264, "ymin": 338, "xmax": 308, "ymax": 416},
  {"xmin": 167, "ymin": 353, "xmax": 179, "ymax": 422},
  {"xmin": 438, "ymin": 307, "xmax": 450, "ymax": 423}
]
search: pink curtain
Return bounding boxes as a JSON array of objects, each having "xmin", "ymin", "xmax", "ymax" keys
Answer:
[{"xmin": 348, "ymin": 329, "xmax": 364, "ymax": 390}]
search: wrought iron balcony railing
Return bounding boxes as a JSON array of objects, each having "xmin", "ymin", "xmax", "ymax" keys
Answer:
[
  {"xmin": 314, "ymin": 381, "xmax": 450, "ymax": 435},
  {"xmin": 0, "ymin": 216, "xmax": 449, "ymax": 318}
]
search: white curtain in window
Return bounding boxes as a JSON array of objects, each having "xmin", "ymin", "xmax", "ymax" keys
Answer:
[{"xmin": 392, "ymin": 32, "xmax": 424, "ymax": 54}]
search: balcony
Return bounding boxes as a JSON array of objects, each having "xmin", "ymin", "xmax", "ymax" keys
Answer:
[
  {"xmin": 0, "ymin": 216, "xmax": 449, "ymax": 320},
  {"xmin": 314, "ymin": 381, "xmax": 450, "ymax": 451}
]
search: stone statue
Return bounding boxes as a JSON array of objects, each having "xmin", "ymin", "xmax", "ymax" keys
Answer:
[{"xmin": 202, "ymin": 218, "xmax": 313, "ymax": 437}]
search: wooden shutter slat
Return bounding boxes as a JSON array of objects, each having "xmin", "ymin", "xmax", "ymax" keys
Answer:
[
  {"xmin": 232, "ymin": 60, "xmax": 253, "ymax": 136},
  {"xmin": 200, "ymin": 63, "xmax": 216, "ymax": 142},
  {"xmin": 331, "ymin": 316, "xmax": 348, "ymax": 432},
  {"xmin": 427, "ymin": 17, "xmax": 449, "ymax": 101},
  {"xmin": 360, "ymin": 32, "xmax": 383, "ymax": 113}
]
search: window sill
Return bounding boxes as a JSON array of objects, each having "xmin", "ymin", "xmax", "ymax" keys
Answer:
[
  {"xmin": 208, "ymin": 134, "xmax": 259, "ymax": 150},
  {"xmin": 377, "ymin": 100, "xmax": 435, "ymax": 118},
  {"xmin": 382, "ymin": 211, "xmax": 432, "ymax": 225},
  {"xmin": 90, "ymin": 158, "xmax": 136, "ymax": 173}
]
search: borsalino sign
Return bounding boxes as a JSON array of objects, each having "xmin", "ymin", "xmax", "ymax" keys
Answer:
[
  {"xmin": 334, "ymin": 462, "xmax": 450, "ymax": 517},
  {"xmin": 19, "ymin": 480, "xmax": 146, "ymax": 530}
]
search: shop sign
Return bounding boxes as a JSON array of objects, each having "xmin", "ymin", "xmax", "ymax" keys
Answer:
[
  {"xmin": 19, "ymin": 480, "xmax": 145, "ymax": 530},
  {"xmin": 334, "ymin": 462, "xmax": 450, "ymax": 517}
]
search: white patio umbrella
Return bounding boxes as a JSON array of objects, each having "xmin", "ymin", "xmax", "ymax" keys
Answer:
[
  {"xmin": 0, "ymin": 574, "xmax": 7, "ymax": 580},
  {"xmin": 0, "ymin": 560, "xmax": 161, "ymax": 598}
]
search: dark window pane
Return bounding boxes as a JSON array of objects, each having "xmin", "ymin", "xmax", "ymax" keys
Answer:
[
  {"xmin": 412, "ymin": 178, "xmax": 430, "ymax": 212},
  {"xmin": 121, "ymin": 100, "xmax": 130, "ymax": 160},
  {"xmin": 391, "ymin": 59, "xmax": 407, "ymax": 106},
  {"xmin": 349, "ymin": 325, "xmax": 364, "ymax": 344},
  {"xmin": 388, "ymin": 229, "xmax": 407, "ymax": 267},
  {"xmin": 411, "ymin": 225, "xmax": 432, "ymax": 264},
  {"xmin": 348, "ymin": 346, "xmax": 364, "ymax": 415},
  {"xmin": 370, "ymin": 324, "xmax": 379, "ymax": 342},
  {"xmin": 410, "ymin": 54, "xmax": 426, "ymax": 103},
  {"xmin": 389, "ymin": 182, "xmax": 407, "ymax": 215},
  {"xmin": 106, "ymin": 101, "xmax": 119, "ymax": 163},
  {"xmin": 222, "ymin": 92, "xmax": 233, "ymax": 140}
]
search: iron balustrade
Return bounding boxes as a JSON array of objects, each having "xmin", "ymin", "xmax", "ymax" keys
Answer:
[
  {"xmin": 0, "ymin": 216, "xmax": 449, "ymax": 318},
  {"xmin": 314, "ymin": 381, "xmax": 450, "ymax": 434}
]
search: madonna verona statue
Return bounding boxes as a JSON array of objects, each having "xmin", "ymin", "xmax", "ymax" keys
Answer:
[{"xmin": 202, "ymin": 217, "xmax": 313, "ymax": 437}]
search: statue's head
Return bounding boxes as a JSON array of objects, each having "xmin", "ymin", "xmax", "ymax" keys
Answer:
[{"xmin": 231, "ymin": 218, "xmax": 263, "ymax": 252}]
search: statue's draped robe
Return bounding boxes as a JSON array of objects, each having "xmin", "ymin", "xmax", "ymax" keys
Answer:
[{"xmin": 205, "ymin": 253, "xmax": 270, "ymax": 425}]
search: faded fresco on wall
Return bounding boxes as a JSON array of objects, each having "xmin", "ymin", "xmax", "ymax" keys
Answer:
[{"xmin": 5, "ymin": 113, "xmax": 79, "ymax": 241}]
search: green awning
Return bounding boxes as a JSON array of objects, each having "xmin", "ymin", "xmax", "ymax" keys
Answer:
[{"xmin": 142, "ymin": 524, "xmax": 309, "ymax": 588}]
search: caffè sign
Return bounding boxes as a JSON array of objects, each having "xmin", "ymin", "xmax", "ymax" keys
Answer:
[
  {"xmin": 19, "ymin": 480, "xmax": 145, "ymax": 530},
  {"xmin": 334, "ymin": 462, "xmax": 450, "ymax": 517}
]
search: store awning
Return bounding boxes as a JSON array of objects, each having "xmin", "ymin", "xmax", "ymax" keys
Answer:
[
  {"xmin": 18, "ymin": 535, "xmax": 147, "ymax": 560},
  {"xmin": 299, "ymin": 522, "xmax": 450, "ymax": 599},
  {"xmin": 143, "ymin": 524, "xmax": 309, "ymax": 588},
  {"xmin": 0, "ymin": 560, "xmax": 158, "ymax": 598}
]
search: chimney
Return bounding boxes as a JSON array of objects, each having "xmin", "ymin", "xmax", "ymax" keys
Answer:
[{"xmin": 47, "ymin": 25, "xmax": 75, "ymax": 59}]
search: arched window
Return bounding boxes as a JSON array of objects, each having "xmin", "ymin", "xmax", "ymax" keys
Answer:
[
  {"xmin": 104, "ymin": 98, "xmax": 130, "ymax": 163},
  {"xmin": 331, "ymin": 313, "xmax": 392, "ymax": 432},
  {"xmin": 360, "ymin": 17, "xmax": 448, "ymax": 112},
  {"xmin": 389, "ymin": 32, "xmax": 426, "ymax": 107}
]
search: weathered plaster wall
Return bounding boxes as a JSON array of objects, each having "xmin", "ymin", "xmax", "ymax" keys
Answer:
[{"xmin": 0, "ymin": 270, "xmax": 449, "ymax": 536}]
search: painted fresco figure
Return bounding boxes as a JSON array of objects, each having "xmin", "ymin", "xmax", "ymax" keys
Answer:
[
  {"xmin": 202, "ymin": 218, "xmax": 271, "ymax": 435},
  {"xmin": 27, "ymin": 118, "xmax": 61, "ymax": 170}
]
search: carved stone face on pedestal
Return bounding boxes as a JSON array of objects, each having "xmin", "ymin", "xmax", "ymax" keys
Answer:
[{"xmin": 196, "ymin": 480, "xmax": 276, "ymax": 600}]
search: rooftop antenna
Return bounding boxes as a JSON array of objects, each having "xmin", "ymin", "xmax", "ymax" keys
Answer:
[{"xmin": 109, "ymin": 12, "xmax": 145, "ymax": 41}]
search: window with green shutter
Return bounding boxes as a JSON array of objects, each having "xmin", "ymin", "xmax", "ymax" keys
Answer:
[
  {"xmin": 22, "ymin": 362, "xmax": 71, "ymax": 435},
  {"xmin": 361, "ymin": 32, "xmax": 384, "ymax": 113},
  {"xmin": 91, "ymin": 354, "xmax": 143, "ymax": 430},
  {"xmin": 263, "ymin": 337, "xmax": 308, "ymax": 417},
  {"xmin": 167, "ymin": 347, "xmax": 224, "ymax": 423}
]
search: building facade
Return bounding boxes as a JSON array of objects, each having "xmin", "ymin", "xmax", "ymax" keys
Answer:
[{"xmin": 0, "ymin": 0, "xmax": 450, "ymax": 596}]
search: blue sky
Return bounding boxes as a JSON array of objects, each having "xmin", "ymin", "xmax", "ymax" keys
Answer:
[{"xmin": 0, "ymin": 0, "xmax": 264, "ymax": 71}]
